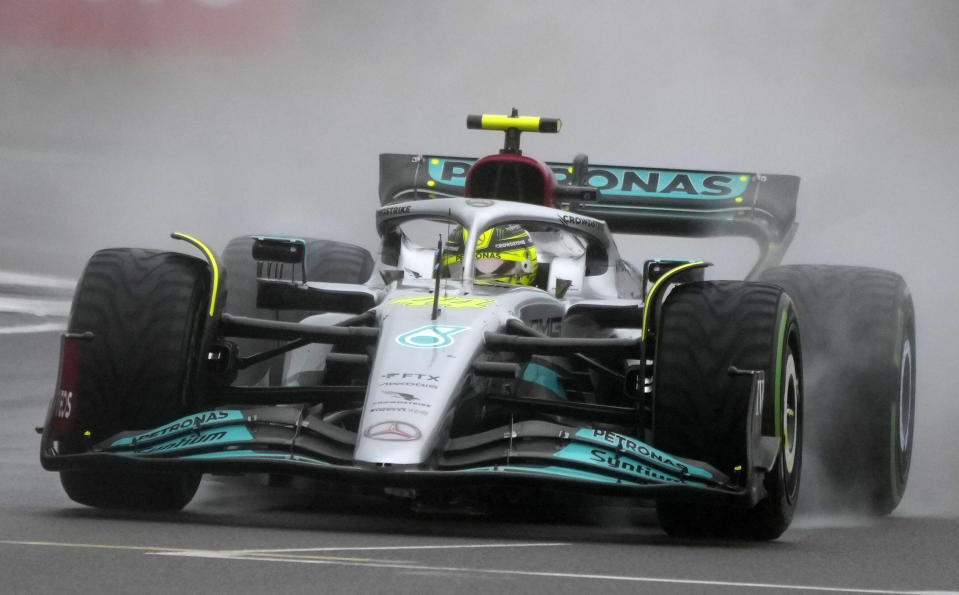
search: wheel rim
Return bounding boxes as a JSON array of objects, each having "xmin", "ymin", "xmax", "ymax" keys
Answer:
[
  {"xmin": 782, "ymin": 352, "xmax": 800, "ymax": 475},
  {"xmin": 898, "ymin": 339, "xmax": 914, "ymax": 455}
]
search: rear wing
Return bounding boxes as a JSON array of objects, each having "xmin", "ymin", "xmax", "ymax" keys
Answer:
[{"xmin": 379, "ymin": 153, "xmax": 801, "ymax": 277}]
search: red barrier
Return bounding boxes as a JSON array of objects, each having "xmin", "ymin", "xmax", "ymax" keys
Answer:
[{"xmin": 0, "ymin": 0, "xmax": 300, "ymax": 52}]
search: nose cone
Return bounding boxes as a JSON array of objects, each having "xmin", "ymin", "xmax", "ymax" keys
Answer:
[{"xmin": 353, "ymin": 292, "xmax": 499, "ymax": 465}]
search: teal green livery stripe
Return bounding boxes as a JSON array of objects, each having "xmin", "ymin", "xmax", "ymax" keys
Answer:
[
  {"xmin": 111, "ymin": 410, "xmax": 244, "ymax": 447},
  {"xmin": 457, "ymin": 465, "xmax": 633, "ymax": 484},
  {"xmin": 114, "ymin": 425, "xmax": 253, "ymax": 455},
  {"xmin": 521, "ymin": 362, "xmax": 567, "ymax": 399},
  {"xmin": 574, "ymin": 428, "xmax": 715, "ymax": 480},
  {"xmin": 426, "ymin": 157, "xmax": 750, "ymax": 200},
  {"xmin": 182, "ymin": 450, "xmax": 328, "ymax": 465}
]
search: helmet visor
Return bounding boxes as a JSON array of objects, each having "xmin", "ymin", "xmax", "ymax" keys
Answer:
[
  {"xmin": 474, "ymin": 255, "xmax": 524, "ymax": 278},
  {"xmin": 445, "ymin": 256, "xmax": 525, "ymax": 279}
]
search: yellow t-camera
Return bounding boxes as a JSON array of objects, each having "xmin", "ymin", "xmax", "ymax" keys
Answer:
[
  {"xmin": 466, "ymin": 111, "xmax": 561, "ymax": 154},
  {"xmin": 466, "ymin": 113, "xmax": 561, "ymax": 133}
]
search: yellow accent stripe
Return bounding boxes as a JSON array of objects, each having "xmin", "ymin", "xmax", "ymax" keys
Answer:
[
  {"xmin": 641, "ymin": 261, "xmax": 707, "ymax": 338},
  {"xmin": 390, "ymin": 296, "xmax": 494, "ymax": 309},
  {"xmin": 480, "ymin": 115, "xmax": 545, "ymax": 132},
  {"xmin": 171, "ymin": 232, "xmax": 219, "ymax": 317}
]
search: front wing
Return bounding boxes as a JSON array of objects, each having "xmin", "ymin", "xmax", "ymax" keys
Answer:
[{"xmin": 41, "ymin": 407, "xmax": 757, "ymax": 506}]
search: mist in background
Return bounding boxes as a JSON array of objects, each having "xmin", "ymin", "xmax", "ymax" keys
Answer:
[{"xmin": 1, "ymin": 1, "xmax": 956, "ymax": 516}]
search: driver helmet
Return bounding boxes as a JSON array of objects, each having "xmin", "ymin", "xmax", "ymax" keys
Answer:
[{"xmin": 443, "ymin": 223, "xmax": 538, "ymax": 286}]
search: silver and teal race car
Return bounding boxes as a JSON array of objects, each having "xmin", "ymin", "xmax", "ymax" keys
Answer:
[{"xmin": 40, "ymin": 112, "xmax": 915, "ymax": 540}]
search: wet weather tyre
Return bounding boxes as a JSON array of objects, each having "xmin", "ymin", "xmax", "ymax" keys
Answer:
[
  {"xmin": 221, "ymin": 236, "xmax": 374, "ymax": 385},
  {"xmin": 653, "ymin": 281, "xmax": 802, "ymax": 540},
  {"xmin": 60, "ymin": 470, "xmax": 201, "ymax": 511},
  {"xmin": 759, "ymin": 265, "xmax": 915, "ymax": 515},
  {"xmin": 59, "ymin": 248, "xmax": 209, "ymax": 511}
]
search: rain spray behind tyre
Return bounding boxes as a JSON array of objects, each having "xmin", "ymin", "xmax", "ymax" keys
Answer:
[{"xmin": 759, "ymin": 265, "xmax": 915, "ymax": 515}]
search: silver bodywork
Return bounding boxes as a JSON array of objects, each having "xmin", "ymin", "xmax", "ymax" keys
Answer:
[{"xmin": 287, "ymin": 197, "xmax": 643, "ymax": 466}]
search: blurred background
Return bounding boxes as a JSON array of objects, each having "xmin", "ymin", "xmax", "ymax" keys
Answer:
[{"xmin": 1, "ymin": 0, "xmax": 956, "ymax": 515}]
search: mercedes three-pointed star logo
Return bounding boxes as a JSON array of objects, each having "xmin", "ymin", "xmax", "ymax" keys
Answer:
[{"xmin": 364, "ymin": 421, "xmax": 422, "ymax": 441}]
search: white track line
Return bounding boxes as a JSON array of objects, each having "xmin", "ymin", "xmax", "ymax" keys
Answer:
[
  {"xmin": 214, "ymin": 542, "xmax": 571, "ymax": 555},
  {"xmin": 0, "ymin": 541, "xmax": 410, "ymax": 564},
  {"xmin": 0, "ymin": 540, "xmax": 202, "ymax": 553},
  {"xmin": 158, "ymin": 551, "xmax": 956, "ymax": 594},
  {"xmin": 3, "ymin": 540, "xmax": 952, "ymax": 594},
  {"xmin": 0, "ymin": 296, "xmax": 70, "ymax": 317},
  {"xmin": 0, "ymin": 270, "xmax": 75, "ymax": 289},
  {"xmin": 0, "ymin": 323, "xmax": 66, "ymax": 335}
]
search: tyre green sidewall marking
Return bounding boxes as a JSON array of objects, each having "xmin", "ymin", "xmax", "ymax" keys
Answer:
[
  {"xmin": 774, "ymin": 308, "xmax": 788, "ymax": 438},
  {"xmin": 890, "ymin": 399, "xmax": 898, "ymax": 495}
]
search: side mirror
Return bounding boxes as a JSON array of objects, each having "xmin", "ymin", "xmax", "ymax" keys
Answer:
[
  {"xmin": 251, "ymin": 237, "xmax": 306, "ymax": 265},
  {"xmin": 643, "ymin": 259, "xmax": 706, "ymax": 292},
  {"xmin": 252, "ymin": 236, "xmax": 307, "ymax": 283}
]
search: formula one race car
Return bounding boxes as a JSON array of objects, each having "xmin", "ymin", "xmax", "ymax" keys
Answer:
[{"xmin": 40, "ymin": 112, "xmax": 916, "ymax": 540}]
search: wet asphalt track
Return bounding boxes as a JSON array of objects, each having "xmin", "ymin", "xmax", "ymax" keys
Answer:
[{"xmin": 2, "ymin": 331, "xmax": 958, "ymax": 595}]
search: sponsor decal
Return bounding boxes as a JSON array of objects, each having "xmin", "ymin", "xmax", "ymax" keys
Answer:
[
  {"xmin": 428, "ymin": 158, "xmax": 472, "ymax": 185},
  {"xmin": 381, "ymin": 372, "xmax": 440, "ymax": 382},
  {"xmin": 574, "ymin": 429, "xmax": 713, "ymax": 479},
  {"xmin": 371, "ymin": 390, "xmax": 431, "ymax": 413},
  {"xmin": 53, "ymin": 389, "xmax": 73, "ymax": 420},
  {"xmin": 383, "ymin": 390, "xmax": 419, "ymax": 401},
  {"xmin": 558, "ymin": 167, "xmax": 748, "ymax": 199},
  {"xmin": 364, "ymin": 421, "xmax": 422, "ymax": 441},
  {"xmin": 527, "ymin": 317, "xmax": 562, "ymax": 337},
  {"xmin": 135, "ymin": 425, "xmax": 253, "ymax": 454},
  {"xmin": 369, "ymin": 406, "xmax": 428, "ymax": 417},
  {"xmin": 377, "ymin": 205, "xmax": 412, "ymax": 217},
  {"xmin": 553, "ymin": 443, "xmax": 685, "ymax": 484},
  {"xmin": 466, "ymin": 199, "xmax": 494, "ymax": 207},
  {"xmin": 396, "ymin": 325, "xmax": 469, "ymax": 349},
  {"xmin": 390, "ymin": 296, "xmax": 493, "ymax": 309},
  {"xmin": 558, "ymin": 214, "xmax": 600, "ymax": 228},
  {"xmin": 111, "ymin": 410, "xmax": 243, "ymax": 447},
  {"xmin": 379, "ymin": 383, "xmax": 438, "ymax": 391},
  {"xmin": 493, "ymin": 239, "xmax": 529, "ymax": 249},
  {"xmin": 426, "ymin": 157, "xmax": 748, "ymax": 200},
  {"xmin": 49, "ymin": 335, "xmax": 83, "ymax": 437},
  {"xmin": 379, "ymin": 372, "xmax": 440, "ymax": 390},
  {"xmin": 578, "ymin": 429, "xmax": 687, "ymax": 473}
]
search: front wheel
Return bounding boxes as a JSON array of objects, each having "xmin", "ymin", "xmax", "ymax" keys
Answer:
[
  {"xmin": 653, "ymin": 281, "xmax": 802, "ymax": 540},
  {"xmin": 60, "ymin": 471, "xmax": 200, "ymax": 511},
  {"xmin": 56, "ymin": 248, "xmax": 209, "ymax": 511}
]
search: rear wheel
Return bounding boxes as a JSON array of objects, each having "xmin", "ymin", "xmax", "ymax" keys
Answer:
[
  {"xmin": 653, "ymin": 281, "xmax": 802, "ymax": 540},
  {"xmin": 221, "ymin": 236, "xmax": 374, "ymax": 385},
  {"xmin": 759, "ymin": 265, "xmax": 915, "ymax": 514},
  {"xmin": 60, "ymin": 248, "xmax": 209, "ymax": 510}
]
